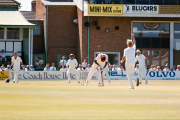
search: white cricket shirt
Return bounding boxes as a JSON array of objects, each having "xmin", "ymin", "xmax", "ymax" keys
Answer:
[
  {"xmin": 123, "ymin": 45, "xmax": 136, "ymax": 63},
  {"xmin": 11, "ymin": 56, "xmax": 22, "ymax": 68},
  {"xmin": 66, "ymin": 59, "xmax": 78, "ymax": 69},
  {"xmin": 135, "ymin": 54, "xmax": 146, "ymax": 66}
]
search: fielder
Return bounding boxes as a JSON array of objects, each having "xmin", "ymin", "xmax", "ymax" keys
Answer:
[
  {"xmin": 121, "ymin": 34, "xmax": 138, "ymax": 89},
  {"xmin": 135, "ymin": 49, "xmax": 148, "ymax": 84},
  {"xmin": 11, "ymin": 51, "xmax": 23, "ymax": 83},
  {"xmin": 85, "ymin": 52, "xmax": 108, "ymax": 86},
  {"xmin": 66, "ymin": 54, "xmax": 80, "ymax": 83}
]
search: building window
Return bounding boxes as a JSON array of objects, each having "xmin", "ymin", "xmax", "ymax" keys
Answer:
[
  {"xmin": 133, "ymin": 22, "xmax": 170, "ymax": 68},
  {"xmin": 0, "ymin": 28, "xmax": 4, "ymax": 39},
  {"xmin": 7, "ymin": 28, "xmax": 20, "ymax": 39},
  {"xmin": 133, "ymin": 23, "xmax": 170, "ymax": 48},
  {"xmin": 174, "ymin": 23, "xmax": 180, "ymax": 39},
  {"xmin": 94, "ymin": 52, "xmax": 120, "ymax": 65},
  {"xmin": 33, "ymin": 25, "xmax": 42, "ymax": 36}
]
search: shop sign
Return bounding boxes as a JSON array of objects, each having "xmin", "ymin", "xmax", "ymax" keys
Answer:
[
  {"xmin": 159, "ymin": 5, "xmax": 180, "ymax": 14},
  {"xmin": 88, "ymin": 4, "xmax": 123, "ymax": 15},
  {"xmin": 123, "ymin": 5, "xmax": 158, "ymax": 14}
]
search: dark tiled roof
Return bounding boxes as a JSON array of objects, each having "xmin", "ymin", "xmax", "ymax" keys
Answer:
[
  {"xmin": 21, "ymin": 11, "xmax": 36, "ymax": 20},
  {"xmin": 0, "ymin": 0, "xmax": 21, "ymax": 6}
]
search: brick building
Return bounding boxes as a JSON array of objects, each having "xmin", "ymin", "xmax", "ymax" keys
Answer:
[{"xmin": 35, "ymin": 0, "xmax": 180, "ymax": 70}]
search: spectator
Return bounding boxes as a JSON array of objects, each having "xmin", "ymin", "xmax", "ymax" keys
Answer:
[
  {"xmin": 145, "ymin": 65, "xmax": 148, "ymax": 71},
  {"xmin": 50, "ymin": 63, "xmax": 56, "ymax": 71},
  {"xmin": 112, "ymin": 65, "xmax": 117, "ymax": 71},
  {"xmin": 149, "ymin": 65, "xmax": 155, "ymax": 71},
  {"xmin": 0, "ymin": 64, "xmax": 5, "ymax": 71},
  {"xmin": 4, "ymin": 65, "xmax": 11, "ymax": 71},
  {"xmin": 85, "ymin": 64, "xmax": 91, "ymax": 72},
  {"xmin": 117, "ymin": 64, "xmax": 124, "ymax": 71},
  {"xmin": 39, "ymin": 57, "xmax": 44, "ymax": 65},
  {"xmin": 30, "ymin": 65, "xmax": 35, "ymax": 71},
  {"xmin": 156, "ymin": 66, "xmax": 161, "ymax": 71},
  {"xmin": 134, "ymin": 64, "xmax": 139, "ymax": 72},
  {"xmin": 65, "ymin": 65, "xmax": 69, "ymax": 71},
  {"xmin": 21, "ymin": 65, "xmax": 26, "ymax": 71},
  {"xmin": 109, "ymin": 65, "xmax": 113, "ymax": 71},
  {"xmin": 172, "ymin": 65, "xmax": 176, "ymax": 71},
  {"xmin": 43, "ymin": 63, "xmax": 50, "ymax": 71},
  {"xmin": 25, "ymin": 65, "xmax": 31, "ymax": 71},
  {"xmin": 176, "ymin": 65, "xmax": 180, "ymax": 71},
  {"xmin": 154, "ymin": 64, "xmax": 157, "ymax": 71},
  {"xmin": 77, "ymin": 64, "xmax": 84, "ymax": 71},
  {"xmin": 163, "ymin": 65, "xmax": 170, "ymax": 72},
  {"xmin": 60, "ymin": 65, "xmax": 66, "ymax": 72},
  {"xmin": 59, "ymin": 56, "xmax": 66, "ymax": 68},
  {"xmin": 36, "ymin": 58, "xmax": 39, "ymax": 65},
  {"xmin": 82, "ymin": 59, "xmax": 87, "ymax": 70},
  {"xmin": 0, "ymin": 49, "xmax": 7, "ymax": 61}
]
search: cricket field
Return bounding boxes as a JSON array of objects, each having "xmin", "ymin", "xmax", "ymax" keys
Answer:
[{"xmin": 0, "ymin": 80, "xmax": 180, "ymax": 120}]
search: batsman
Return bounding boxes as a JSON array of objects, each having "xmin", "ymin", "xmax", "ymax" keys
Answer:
[{"xmin": 85, "ymin": 52, "xmax": 109, "ymax": 87}]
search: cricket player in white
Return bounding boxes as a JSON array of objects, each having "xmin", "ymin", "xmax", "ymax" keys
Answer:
[
  {"xmin": 121, "ymin": 34, "xmax": 137, "ymax": 89},
  {"xmin": 135, "ymin": 49, "xmax": 148, "ymax": 84},
  {"xmin": 11, "ymin": 51, "xmax": 23, "ymax": 83},
  {"xmin": 66, "ymin": 54, "xmax": 80, "ymax": 83},
  {"xmin": 85, "ymin": 53, "xmax": 108, "ymax": 86},
  {"xmin": 104, "ymin": 62, "xmax": 111, "ymax": 84}
]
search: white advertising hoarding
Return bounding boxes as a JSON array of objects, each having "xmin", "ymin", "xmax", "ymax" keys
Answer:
[{"xmin": 9, "ymin": 71, "xmax": 180, "ymax": 81}]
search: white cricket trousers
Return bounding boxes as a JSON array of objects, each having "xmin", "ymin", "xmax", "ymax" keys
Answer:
[
  {"xmin": 13, "ymin": 67, "xmax": 19, "ymax": 83},
  {"xmin": 125, "ymin": 62, "xmax": 135, "ymax": 88},
  {"xmin": 67, "ymin": 68, "xmax": 79, "ymax": 82},
  {"xmin": 139, "ymin": 66, "xmax": 148, "ymax": 83},
  {"xmin": 104, "ymin": 67, "xmax": 110, "ymax": 83},
  {"xmin": 86, "ymin": 67, "xmax": 96, "ymax": 83},
  {"xmin": 98, "ymin": 71, "xmax": 105, "ymax": 85}
]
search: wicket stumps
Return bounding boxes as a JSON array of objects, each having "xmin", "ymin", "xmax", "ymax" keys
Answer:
[{"xmin": 81, "ymin": 71, "xmax": 86, "ymax": 86}]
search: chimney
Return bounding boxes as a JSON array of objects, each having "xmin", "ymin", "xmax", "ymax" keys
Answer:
[{"xmin": 31, "ymin": 0, "xmax": 36, "ymax": 12}]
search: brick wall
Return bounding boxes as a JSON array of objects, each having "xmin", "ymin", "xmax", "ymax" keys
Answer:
[
  {"xmin": 36, "ymin": 0, "xmax": 46, "ymax": 55},
  {"xmin": 31, "ymin": 0, "xmax": 36, "ymax": 12},
  {"xmin": 80, "ymin": 17, "xmax": 180, "ymax": 66},
  {"xmin": 47, "ymin": 6, "xmax": 78, "ymax": 65},
  {"xmin": 77, "ymin": 8, "xmax": 88, "ymax": 64},
  {"xmin": 33, "ymin": 36, "xmax": 45, "ymax": 52}
]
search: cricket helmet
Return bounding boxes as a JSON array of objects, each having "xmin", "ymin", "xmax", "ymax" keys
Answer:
[{"xmin": 101, "ymin": 55, "xmax": 106, "ymax": 62}]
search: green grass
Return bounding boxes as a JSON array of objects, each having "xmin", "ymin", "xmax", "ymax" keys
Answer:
[{"xmin": 0, "ymin": 80, "xmax": 180, "ymax": 120}]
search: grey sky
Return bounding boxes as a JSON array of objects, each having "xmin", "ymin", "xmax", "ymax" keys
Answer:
[{"xmin": 16, "ymin": 0, "xmax": 33, "ymax": 11}]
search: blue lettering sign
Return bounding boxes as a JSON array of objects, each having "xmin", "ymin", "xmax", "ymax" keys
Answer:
[
  {"xmin": 156, "ymin": 71, "xmax": 162, "ymax": 77},
  {"xmin": 149, "ymin": 71, "xmax": 155, "ymax": 77},
  {"xmin": 169, "ymin": 72, "xmax": 175, "ymax": 77},
  {"xmin": 111, "ymin": 71, "xmax": 116, "ymax": 76},
  {"xmin": 162, "ymin": 71, "xmax": 169, "ymax": 77}
]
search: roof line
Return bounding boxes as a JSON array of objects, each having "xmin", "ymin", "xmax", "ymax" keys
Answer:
[{"xmin": 13, "ymin": 0, "xmax": 21, "ymax": 5}]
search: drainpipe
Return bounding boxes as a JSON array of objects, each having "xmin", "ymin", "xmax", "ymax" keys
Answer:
[
  {"xmin": 88, "ymin": 16, "xmax": 90, "ymax": 64},
  {"xmin": 46, "ymin": 5, "xmax": 48, "ymax": 64}
]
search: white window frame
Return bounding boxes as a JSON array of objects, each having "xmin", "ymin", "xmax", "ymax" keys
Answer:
[
  {"xmin": 94, "ymin": 52, "xmax": 120, "ymax": 66},
  {"xmin": 0, "ymin": 27, "xmax": 23, "ymax": 41},
  {"xmin": 0, "ymin": 27, "xmax": 5, "ymax": 40}
]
